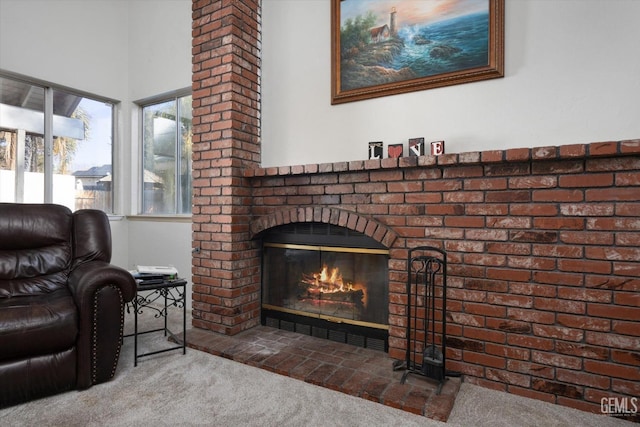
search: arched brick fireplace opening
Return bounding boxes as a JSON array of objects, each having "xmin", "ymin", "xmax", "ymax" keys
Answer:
[{"xmin": 251, "ymin": 208, "xmax": 398, "ymax": 351}]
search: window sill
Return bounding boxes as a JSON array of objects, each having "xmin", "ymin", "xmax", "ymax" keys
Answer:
[{"xmin": 126, "ymin": 215, "xmax": 192, "ymax": 223}]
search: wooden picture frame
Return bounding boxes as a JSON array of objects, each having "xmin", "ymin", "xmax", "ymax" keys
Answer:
[{"xmin": 331, "ymin": 0, "xmax": 504, "ymax": 104}]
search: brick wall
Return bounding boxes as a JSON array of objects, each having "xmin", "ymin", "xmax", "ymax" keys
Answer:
[
  {"xmin": 243, "ymin": 141, "xmax": 640, "ymax": 414},
  {"xmin": 191, "ymin": 0, "xmax": 639, "ymax": 417},
  {"xmin": 192, "ymin": 0, "xmax": 262, "ymax": 335}
]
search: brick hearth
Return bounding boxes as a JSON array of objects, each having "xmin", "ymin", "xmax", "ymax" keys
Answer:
[
  {"xmin": 185, "ymin": 325, "xmax": 460, "ymax": 421},
  {"xmin": 191, "ymin": 0, "xmax": 640, "ymax": 418}
]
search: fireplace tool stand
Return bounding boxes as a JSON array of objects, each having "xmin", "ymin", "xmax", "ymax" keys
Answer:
[{"xmin": 393, "ymin": 246, "xmax": 447, "ymax": 394}]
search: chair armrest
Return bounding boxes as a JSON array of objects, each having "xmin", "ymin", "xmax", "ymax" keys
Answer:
[
  {"xmin": 68, "ymin": 261, "xmax": 136, "ymax": 306},
  {"xmin": 68, "ymin": 261, "xmax": 136, "ymax": 388}
]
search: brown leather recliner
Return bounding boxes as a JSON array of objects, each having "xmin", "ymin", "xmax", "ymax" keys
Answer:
[{"xmin": 0, "ymin": 203, "xmax": 136, "ymax": 407}]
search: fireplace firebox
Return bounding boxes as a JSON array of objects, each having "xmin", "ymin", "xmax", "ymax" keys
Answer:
[{"xmin": 261, "ymin": 223, "xmax": 389, "ymax": 351}]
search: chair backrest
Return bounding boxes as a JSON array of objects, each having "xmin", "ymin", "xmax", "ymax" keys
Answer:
[
  {"xmin": 72, "ymin": 209, "xmax": 112, "ymax": 267},
  {"xmin": 0, "ymin": 203, "xmax": 73, "ymax": 297}
]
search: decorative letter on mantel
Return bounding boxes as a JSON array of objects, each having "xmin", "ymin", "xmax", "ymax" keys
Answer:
[{"xmin": 369, "ymin": 141, "xmax": 383, "ymax": 159}]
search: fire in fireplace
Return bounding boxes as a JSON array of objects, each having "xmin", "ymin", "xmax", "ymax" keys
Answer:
[{"xmin": 260, "ymin": 223, "xmax": 389, "ymax": 351}]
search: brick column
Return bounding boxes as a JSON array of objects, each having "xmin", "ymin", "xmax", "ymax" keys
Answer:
[{"xmin": 191, "ymin": 0, "xmax": 261, "ymax": 335}]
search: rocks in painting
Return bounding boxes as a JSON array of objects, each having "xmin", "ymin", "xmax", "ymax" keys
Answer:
[
  {"xmin": 413, "ymin": 35, "xmax": 432, "ymax": 45},
  {"xmin": 429, "ymin": 44, "xmax": 462, "ymax": 60}
]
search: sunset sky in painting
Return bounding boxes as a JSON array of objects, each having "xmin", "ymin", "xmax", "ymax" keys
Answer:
[{"xmin": 340, "ymin": 0, "xmax": 488, "ymax": 28}]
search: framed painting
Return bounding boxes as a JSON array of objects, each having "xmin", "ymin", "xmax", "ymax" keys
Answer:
[{"xmin": 331, "ymin": 0, "xmax": 504, "ymax": 104}]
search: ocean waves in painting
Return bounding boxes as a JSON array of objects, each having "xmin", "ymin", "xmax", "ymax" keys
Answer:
[{"xmin": 394, "ymin": 11, "xmax": 490, "ymax": 77}]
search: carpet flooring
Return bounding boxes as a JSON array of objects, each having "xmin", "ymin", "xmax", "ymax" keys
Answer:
[{"xmin": 1, "ymin": 309, "xmax": 634, "ymax": 426}]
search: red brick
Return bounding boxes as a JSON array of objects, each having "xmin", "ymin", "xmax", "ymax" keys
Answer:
[
  {"xmin": 587, "ymin": 217, "xmax": 640, "ymax": 230},
  {"xmin": 559, "ymin": 231, "xmax": 614, "ymax": 245},
  {"xmin": 505, "ymin": 147, "xmax": 530, "ymax": 161},
  {"xmin": 616, "ymin": 202, "xmax": 640, "ymax": 217},
  {"xmin": 487, "ymin": 293, "xmax": 533, "ymax": 308},
  {"xmin": 559, "ymin": 173, "xmax": 613, "ymax": 187},
  {"xmin": 611, "ymin": 350, "xmax": 640, "ymax": 366},
  {"xmin": 558, "ymin": 259, "xmax": 611, "ymax": 274},
  {"xmin": 557, "ymin": 287, "xmax": 611, "ymax": 303},
  {"xmin": 463, "ymin": 351, "xmax": 506, "ymax": 369},
  {"xmin": 585, "ymin": 187, "xmax": 638, "ymax": 202},
  {"xmin": 507, "ymin": 360, "xmax": 555, "ymax": 379},
  {"xmin": 507, "ymin": 308, "xmax": 555, "ymax": 324},
  {"xmin": 463, "ymin": 302, "xmax": 506, "ymax": 317},
  {"xmin": 532, "ymin": 189, "xmax": 583, "ymax": 202},
  {"xmin": 587, "ymin": 303, "xmax": 640, "ymax": 321},
  {"xmin": 531, "ymin": 351, "xmax": 582, "ymax": 370},
  {"xmin": 555, "ymin": 342, "xmax": 609, "ymax": 360},
  {"xmin": 466, "ymin": 203, "xmax": 509, "ymax": 215},
  {"xmin": 507, "ymin": 334, "xmax": 554, "ymax": 351},
  {"xmin": 534, "ymin": 217, "xmax": 585, "ymax": 230},
  {"xmin": 620, "ymin": 139, "xmax": 640, "ymax": 154},
  {"xmin": 509, "ymin": 176, "xmax": 557, "ymax": 188},
  {"xmin": 510, "ymin": 203, "xmax": 558, "ymax": 216},
  {"xmin": 584, "ymin": 360, "xmax": 640, "ymax": 380},
  {"xmin": 612, "ymin": 378, "xmax": 640, "ymax": 396},
  {"xmin": 559, "ymin": 203, "xmax": 614, "ymax": 216},
  {"xmin": 485, "ymin": 190, "xmax": 530, "ymax": 203},
  {"xmin": 532, "ymin": 379, "xmax": 583, "ymax": 399},
  {"xmin": 486, "ymin": 368, "xmax": 530, "ymax": 387},
  {"xmin": 556, "ymin": 314, "xmax": 610, "ymax": 332},
  {"xmin": 585, "ymin": 331, "xmax": 640, "ymax": 351},
  {"xmin": 505, "ymin": 256, "xmax": 555, "ymax": 271},
  {"xmin": 612, "ymin": 320, "xmax": 640, "ymax": 335},
  {"xmin": 534, "ymin": 297, "xmax": 586, "ymax": 314},
  {"xmin": 589, "ymin": 141, "xmax": 618, "ymax": 156},
  {"xmin": 464, "ymin": 326, "xmax": 506, "ymax": 344},
  {"xmin": 485, "ymin": 343, "xmax": 530, "ymax": 360},
  {"xmin": 464, "ymin": 177, "xmax": 507, "ymax": 190},
  {"xmin": 532, "ymin": 324, "xmax": 584, "ymax": 342},
  {"xmin": 559, "ymin": 144, "xmax": 587, "ymax": 158}
]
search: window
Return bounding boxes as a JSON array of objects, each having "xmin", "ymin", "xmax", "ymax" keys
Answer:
[
  {"xmin": 140, "ymin": 93, "xmax": 192, "ymax": 214},
  {"xmin": 0, "ymin": 73, "xmax": 115, "ymax": 213}
]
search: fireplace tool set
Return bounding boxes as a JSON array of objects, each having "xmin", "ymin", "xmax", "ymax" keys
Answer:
[{"xmin": 393, "ymin": 246, "xmax": 447, "ymax": 394}]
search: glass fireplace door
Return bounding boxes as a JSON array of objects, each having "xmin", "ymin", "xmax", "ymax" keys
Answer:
[{"xmin": 262, "ymin": 243, "xmax": 389, "ymax": 328}]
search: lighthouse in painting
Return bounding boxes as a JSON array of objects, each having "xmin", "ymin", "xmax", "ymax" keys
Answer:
[{"xmin": 390, "ymin": 7, "xmax": 397, "ymax": 36}]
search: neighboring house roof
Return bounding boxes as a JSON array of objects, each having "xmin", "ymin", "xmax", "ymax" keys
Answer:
[
  {"xmin": 96, "ymin": 169, "xmax": 163, "ymax": 184},
  {"xmin": 73, "ymin": 164, "xmax": 111, "ymax": 178}
]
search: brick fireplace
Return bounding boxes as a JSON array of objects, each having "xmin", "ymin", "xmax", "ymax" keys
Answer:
[{"xmin": 191, "ymin": 0, "xmax": 640, "ymax": 417}]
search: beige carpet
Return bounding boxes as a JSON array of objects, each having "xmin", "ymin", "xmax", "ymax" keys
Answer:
[{"xmin": 1, "ymin": 309, "xmax": 634, "ymax": 427}]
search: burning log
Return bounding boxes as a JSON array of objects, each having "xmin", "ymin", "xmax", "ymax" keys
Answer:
[
  {"xmin": 299, "ymin": 286, "xmax": 364, "ymax": 304},
  {"xmin": 298, "ymin": 267, "xmax": 365, "ymax": 307}
]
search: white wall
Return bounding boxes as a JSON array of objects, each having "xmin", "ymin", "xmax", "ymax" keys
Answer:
[
  {"xmin": 125, "ymin": 0, "xmax": 193, "ymax": 307},
  {"xmin": 0, "ymin": 0, "xmax": 193, "ymax": 308},
  {"xmin": 0, "ymin": 0, "xmax": 129, "ymax": 99},
  {"xmin": 261, "ymin": 0, "xmax": 640, "ymax": 167}
]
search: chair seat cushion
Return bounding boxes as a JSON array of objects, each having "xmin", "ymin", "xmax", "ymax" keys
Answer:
[{"xmin": 0, "ymin": 289, "xmax": 78, "ymax": 362}]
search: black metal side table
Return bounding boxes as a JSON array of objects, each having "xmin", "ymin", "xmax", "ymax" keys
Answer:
[{"xmin": 125, "ymin": 278, "xmax": 187, "ymax": 366}]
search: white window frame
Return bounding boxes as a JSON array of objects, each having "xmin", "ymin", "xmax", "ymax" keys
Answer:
[
  {"xmin": 135, "ymin": 88, "xmax": 192, "ymax": 216},
  {"xmin": 0, "ymin": 70, "xmax": 119, "ymax": 213}
]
